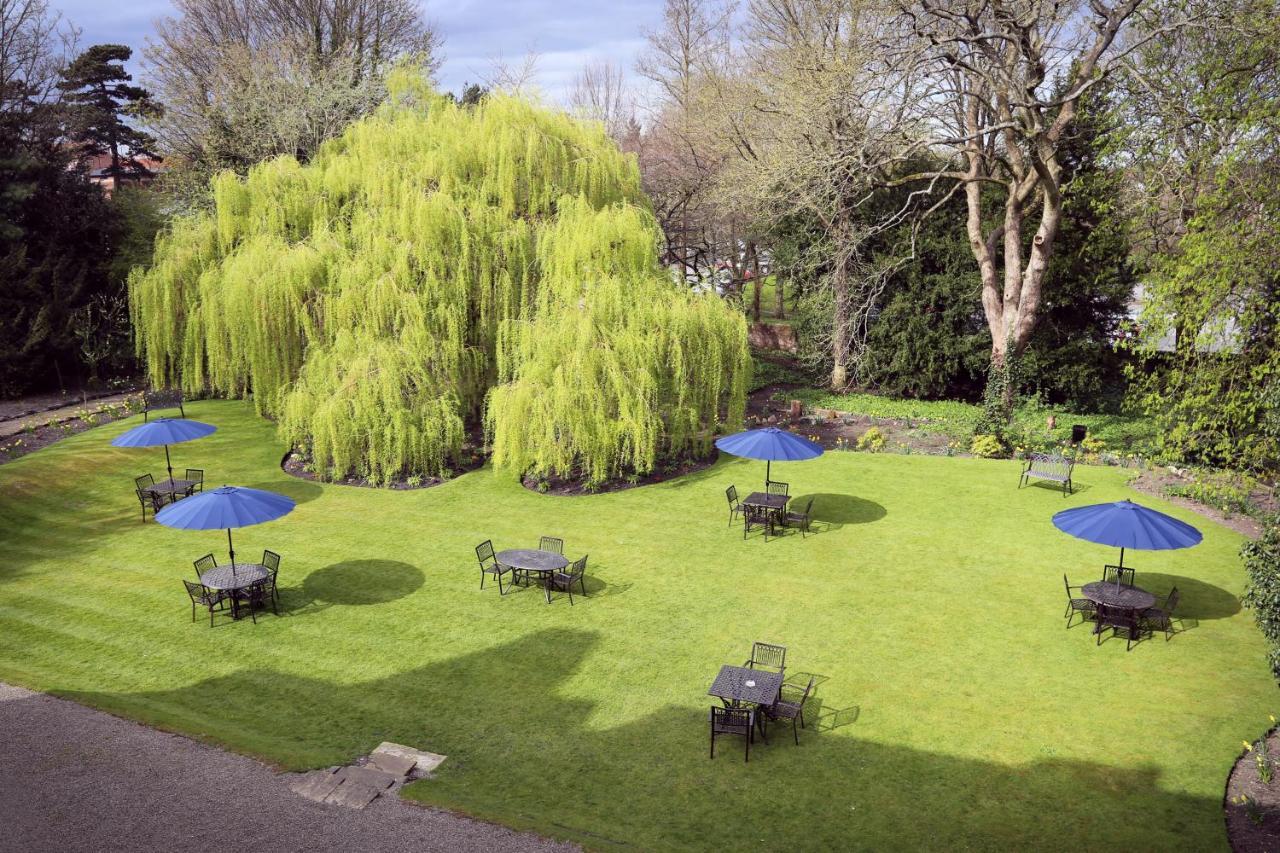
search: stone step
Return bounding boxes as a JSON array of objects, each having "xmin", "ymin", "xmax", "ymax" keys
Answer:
[{"xmin": 372, "ymin": 742, "xmax": 447, "ymax": 777}]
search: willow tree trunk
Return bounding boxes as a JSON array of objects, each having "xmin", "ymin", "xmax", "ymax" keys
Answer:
[{"xmin": 774, "ymin": 273, "xmax": 784, "ymax": 319}]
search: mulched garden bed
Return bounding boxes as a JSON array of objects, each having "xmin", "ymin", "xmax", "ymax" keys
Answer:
[
  {"xmin": 281, "ymin": 447, "xmax": 487, "ymax": 490},
  {"xmin": 521, "ymin": 452, "xmax": 719, "ymax": 496},
  {"xmin": 0, "ymin": 398, "xmax": 143, "ymax": 465},
  {"xmin": 1226, "ymin": 729, "xmax": 1280, "ymax": 852}
]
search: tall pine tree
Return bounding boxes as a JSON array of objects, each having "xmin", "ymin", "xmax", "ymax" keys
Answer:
[{"xmin": 57, "ymin": 45, "xmax": 160, "ymax": 181}]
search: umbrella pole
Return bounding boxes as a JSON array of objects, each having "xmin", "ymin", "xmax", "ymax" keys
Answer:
[
  {"xmin": 1118, "ymin": 547, "xmax": 1125, "ymax": 570},
  {"xmin": 228, "ymin": 528, "xmax": 236, "ymax": 572},
  {"xmin": 165, "ymin": 444, "xmax": 174, "ymax": 488},
  {"xmin": 766, "ymin": 460, "xmax": 771, "ymax": 487}
]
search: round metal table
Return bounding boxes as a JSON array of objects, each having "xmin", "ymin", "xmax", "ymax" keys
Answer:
[
  {"xmin": 200, "ymin": 563, "xmax": 269, "ymax": 620},
  {"xmin": 1081, "ymin": 581, "xmax": 1155, "ymax": 612},
  {"xmin": 497, "ymin": 549, "xmax": 568, "ymax": 603},
  {"xmin": 1081, "ymin": 581, "xmax": 1155, "ymax": 639}
]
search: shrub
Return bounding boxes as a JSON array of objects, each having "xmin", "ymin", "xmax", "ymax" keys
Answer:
[
  {"xmin": 856, "ymin": 427, "xmax": 886, "ymax": 452},
  {"xmin": 1166, "ymin": 469, "xmax": 1260, "ymax": 517},
  {"xmin": 970, "ymin": 434, "xmax": 1006, "ymax": 458},
  {"xmin": 1243, "ymin": 515, "xmax": 1280, "ymax": 682}
]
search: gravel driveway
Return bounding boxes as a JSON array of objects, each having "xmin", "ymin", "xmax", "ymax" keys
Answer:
[{"xmin": 0, "ymin": 683, "xmax": 577, "ymax": 853}]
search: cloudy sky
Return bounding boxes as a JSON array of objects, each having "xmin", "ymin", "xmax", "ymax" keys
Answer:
[{"xmin": 51, "ymin": 0, "xmax": 658, "ymax": 103}]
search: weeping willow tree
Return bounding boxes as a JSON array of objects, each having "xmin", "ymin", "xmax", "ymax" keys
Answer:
[{"xmin": 129, "ymin": 66, "xmax": 748, "ymax": 485}]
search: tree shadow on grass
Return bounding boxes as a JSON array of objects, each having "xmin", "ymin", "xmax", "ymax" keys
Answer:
[
  {"xmin": 301, "ymin": 560, "xmax": 424, "ymax": 606},
  {"xmin": 792, "ymin": 493, "xmax": 886, "ymax": 529},
  {"xmin": 57, "ymin": 627, "xmax": 1221, "ymax": 850},
  {"xmin": 1132, "ymin": 572, "xmax": 1240, "ymax": 620}
]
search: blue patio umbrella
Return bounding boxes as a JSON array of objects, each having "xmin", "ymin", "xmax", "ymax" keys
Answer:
[
  {"xmin": 111, "ymin": 418, "xmax": 217, "ymax": 487},
  {"xmin": 1052, "ymin": 499, "xmax": 1202, "ymax": 569},
  {"xmin": 156, "ymin": 485, "xmax": 295, "ymax": 566},
  {"xmin": 714, "ymin": 427, "xmax": 824, "ymax": 486}
]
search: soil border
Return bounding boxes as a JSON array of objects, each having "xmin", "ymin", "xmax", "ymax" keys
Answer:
[
  {"xmin": 519, "ymin": 450, "xmax": 719, "ymax": 497},
  {"xmin": 280, "ymin": 448, "xmax": 487, "ymax": 491},
  {"xmin": 1225, "ymin": 728, "xmax": 1280, "ymax": 852}
]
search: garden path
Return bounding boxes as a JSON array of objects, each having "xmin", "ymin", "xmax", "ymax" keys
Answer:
[{"xmin": 0, "ymin": 682, "xmax": 576, "ymax": 853}]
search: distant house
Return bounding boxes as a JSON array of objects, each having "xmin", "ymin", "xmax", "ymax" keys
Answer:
[
  {"xmin": 72, "ymin": 152, "xmax": 166, "ymax": 196},
  {"xmin": 1126, "ymin": 281, "xmax": 1241, "ymax": 354}
]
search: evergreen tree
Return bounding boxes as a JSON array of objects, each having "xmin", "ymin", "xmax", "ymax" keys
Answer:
[{"xmin": 57, "ymin": 44, "xmax": 161, "ymax": 181}]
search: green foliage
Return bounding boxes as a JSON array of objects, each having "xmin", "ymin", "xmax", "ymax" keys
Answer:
[
  {"xmin": 57, "ymin": 44, "xmax": 160, "ymax": 179},
  {"xmin": 748, "ymin": 355, "xmax": 806, "ymax": 392},
  {"xmin": 1166, "ymin": 470, "xmax": 1261, "ymax": 518},
  {"xmin": 1125, "ymin": 10, "xmax": 1280, "ymax": 476},
  {"xmin": 969, "ymin": 434, "xmax": 1006, "ymax": 459},
  {"xmin": 789, "ymin": 387, "xmax": 1158, "ymax": 453},
  {"xmin": 1243, "ymin": 515, "xmax": 1280, "ymax": 682},
  {"xmin": 856, "ymin": 426, "xmax": 886, "ymax": 452},
  {"xmin": 130, "ymin": 74, "xmax": 747, "ymax": 485}
]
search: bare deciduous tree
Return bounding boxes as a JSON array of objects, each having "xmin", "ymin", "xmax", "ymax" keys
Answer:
[
  {"xmin": 895, "ymin": 0, "xmax": 1204, "ymax": 401},
  {"xmin": 145, "ymin": 0, "xmax": 441, "ymax": 173},
  {"xmin": 568, "ymin": 58, "xmax": 630, "ymax": 137},
  {"xmin": 0, "ymin": 0, "xmax": 77, "ymax": 118}
]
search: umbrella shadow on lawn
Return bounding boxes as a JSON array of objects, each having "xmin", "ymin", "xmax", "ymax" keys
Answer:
[
  {"xmin": 791, "ymin": 493, "xmax": 887, "ymax": 531},
  {"xmin": 1131, "ymin": 571, "xmax": 1240, "ymax": 621},
  {"xmin": 297, "ymin": 560, "xmax": 425, "ymax": 608}
]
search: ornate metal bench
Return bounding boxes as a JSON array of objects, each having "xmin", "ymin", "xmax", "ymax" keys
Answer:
[
  {"xmin": 143, "ymin": 389, "xmax": 186, "ymax": 422},
  {"xmin": 1018, "ymin": 452, "xmax": 1075, "ymax": 496}
]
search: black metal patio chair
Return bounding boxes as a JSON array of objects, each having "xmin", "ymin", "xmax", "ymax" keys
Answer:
[
  {"xmin": 1063, "ymin": 574, "xmax": 1096, "ymax": 628},
  {"xmin": 476, "ymin": 540, "xmax": 512, "ymax": 594},
  {"xmin": 761, "ymin": 676, "xmax": 815, "ymax": 745},
  {"xmin": 1141, "ymin": 587, "xmax": 1181, "ymax": 641},
  {"xmin": 745, "ymin": 641, "xmax": 787, "ymax": 674},
  {"xmin": 184, "ymin": 468, "xmax": 204, "ymax": 494},
  {"xmin": 784, "ymin": 496, "xmax": 814, "ymax": 537},
  {"xmin": 710, "ymin": 706, "xmax": 755, "ymax": 762},
  {"xmin": 549, "ymin": 555, "xmax": 588, "ymax": 605},
  {"xmin": 725, "ymin": 485, "xmax": 745, "ymax": 527},
  {"xmin": 182, "ymin": 579, "xmax": 226, "ymax": 627},
  {"xmin": 1102, "ymin": 565, "xmax": 1135, "ymax": 588},
  {"xmin": 767, "ymin": 481, "xmax": 790, "ymax": 497},
  {"xmin": 135, "ymin": 478, "xmax": 167, "ymax": 522},
  {"xmin": 261, "ymin": 549, "xmax": 281, "ymax": 604},
  {"xmin": 1095, "ymin": 603, "xmax": 1140, "ymax": 651},
  {"xmin": 234, "ymin": 580, "xmax": 275, "ymax": 623},
  {"xmin": 193, "ymin": 553, "xmax": 217, "ymax": 580}
]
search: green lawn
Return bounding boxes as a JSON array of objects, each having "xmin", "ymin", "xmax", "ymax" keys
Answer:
[{"xmin": 0, "ymin": 400, "xmax": 1270, "ymax": 850}]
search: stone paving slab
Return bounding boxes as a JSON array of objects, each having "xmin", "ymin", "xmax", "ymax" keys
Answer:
[
  {"xmin": 291, "ymin": 769, "xmax": 343, "ymax": 802},
  {"xmin": 323, "ymin": 783, "xmax": 383, "ymax": 810},
  {"xmin": 373, "ymin": 741, "xmax": 447, "ymax": 776},
  {"xmin": 368, "ymin": 750, "xmax": 417, "ymax": 778},
  {"xmin": 338, "ymin": 765, "xmax": 399, "ymax": 790}
]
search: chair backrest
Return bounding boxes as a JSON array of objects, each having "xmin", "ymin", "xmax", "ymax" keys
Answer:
[
  {"xmin": 475, "ymin": 540, "xmax": 495, "ymax": 568},
  {"xmin": 135, "ymin": 473, "xmax": 155, "ymax": 490},
  {"xmin": 1032, "ymin": 454, "xmax": 1073, "ymax": 477},
  {"xmin": 1063, "ymin": 574, "xmax": 1072, "ymax": 596},
  {"xmin": 768, "ymin": 481, "xmax": 790, "ymax": 497},
  {"xmin": 145, "ymin": 389, "xmax": 184, "ymax": 411},
  {"xmin": 185, "ymin": 468, "xmax": 204, "ymax": 484},
  {"xmin": 749, "ymin": 641, "xmax": 786, "ymax": 671},
  {"xmin": 182, "ymin": 579, "xmax": 204, "ymax": 601},
  {"xmin": 262, "ymin": 549, "xmax": 281, "ymax": 572},
  {"xmin": 1164, "ymin": 587, "xmax": 1180, "ymax": 615},
  {"xmin": 568, "ymin": 555, "xmax": 587, "ymax": 578},
  {"xmin": 1103, "ymin": 565, "xmax": 1135, "ymax": 588},
  {"xmin": 539, "ymin": 536, "xmax": 564, "ymax": 555},
  {"xmin": 796, "ymin": 676, "xmax": 816, "ymax": 708},
  {"xmin": 726, "ymin": 484, "xmax": 739, "ymax": 506},
  {"xmin": 798, "ymin": 497, "xmax": 814, "ymax": 516},
  {"xmin": 1096, "ymin": 602, "xmax": 1135, "ymax": 630},
  {"xmin": 194, "ymin": 553, "xmax": 217, "ymax": 576},
  {"xmin": 711, "ymin": 705, "xmax": 752, "ymax": 732}
]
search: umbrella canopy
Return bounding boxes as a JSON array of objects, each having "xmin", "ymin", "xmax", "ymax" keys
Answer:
[
  {"xmin": 111, "ymin": 418, "xmax": 217, "ymax": 485},
  {"xmin": 156, "ymin": 485, "xmax": 295, "ymax": 565},
  {"xmin": 1052, "ymin": 499, "xmax": 1202, "ymax": 568},
  {"xmin": 715, "ymin": 427, "xmax": 823, "ymax": 485}
]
